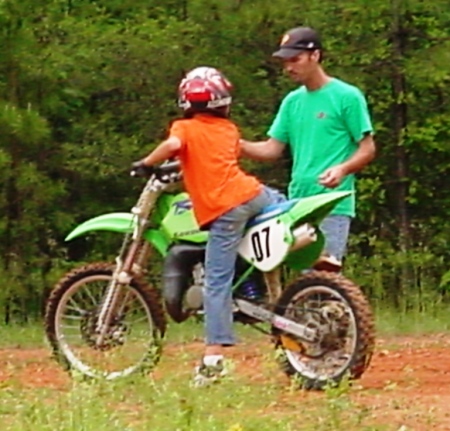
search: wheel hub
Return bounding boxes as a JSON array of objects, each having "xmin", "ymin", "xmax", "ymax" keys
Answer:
[
  {"xmin": 80, "ymin": 309, "xmax": 128, "ymax": 351},
  {"xmin": 282, "ymin": 300, "xmax": 350, "ymax": 359}
]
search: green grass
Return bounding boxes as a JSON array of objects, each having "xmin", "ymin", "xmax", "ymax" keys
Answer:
[
  {"xmin": 0, "ymin": 323, "xmax": 46, "ymax": 348},
  {"xmin": 375, "ymin": 305, "xmax": 450, "ymax": 335},
  {"xmin": 0, "ymin": 365, "xmax": 384, "ymax": 431},
  {"xmin": 0, "ymin": 308, "xmax": 448, "ymax": 430},
  {"xmin": 1, "ymin": 303, "xmax": 448, "ymax": 349}
]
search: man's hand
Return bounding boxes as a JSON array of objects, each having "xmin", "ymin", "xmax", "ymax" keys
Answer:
[
  {"xmin": 318, "ymin": 165, "xmax": 346, "ymax": 188},
  {"xmin": 318, "ymin": 135, "xmax": 376, "ymax": 188}
]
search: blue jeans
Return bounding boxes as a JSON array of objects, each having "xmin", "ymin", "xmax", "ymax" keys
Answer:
[
  {"xmin": 319, "ymin": 215, "xmax": 351, "ymax": 261},
  {"xmin": 204, "ymin": 186, "xmax": 286, "ymax": 345}
]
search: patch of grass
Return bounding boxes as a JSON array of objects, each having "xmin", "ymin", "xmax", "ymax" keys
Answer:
[
  {"xmin": 0, "ymin": 322, "xmax": 45, "ymax": 348},
  {"xmin": 0, "ymin": 364, "xmax": 386, "ymax": 431},
  {"xmin": 2, "ymin": 304, "xmax": 450, "ymax": 352},
  {"xmin": 0, "ymin": 320, "xmax": 385, "ymax": 430},
  {"xmin": 0, "ymin": 307, "xmax": 448, "ymax": 430},
  {"xmin": 374, "ymin": 306, "xmax": 450, "ymax": 335}
]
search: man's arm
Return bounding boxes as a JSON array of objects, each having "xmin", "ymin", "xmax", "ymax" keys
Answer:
[
  {"xmin": 240, "ymin": 137, "xmax": 286, "ymax": 161},
  {"xmin": 142, "ymin": 136, "xmax": 182, "ymax": 166},
  {"xmin": 319, "ymin": 134, "xmax": 376, "ymax": 188}
]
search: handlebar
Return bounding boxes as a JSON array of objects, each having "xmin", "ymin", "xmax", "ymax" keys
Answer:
[{"xmin": 130, "ymin": 159, "xmax": 182, "ymax": 183}]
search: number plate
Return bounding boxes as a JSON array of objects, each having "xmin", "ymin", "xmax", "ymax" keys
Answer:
[{"xmin": 238, "ymin": 218, "xmax": 289, "ymax": 271}]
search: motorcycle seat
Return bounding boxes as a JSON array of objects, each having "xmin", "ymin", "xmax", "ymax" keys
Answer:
[{"xmin": 247, "ymin": 199, "xmax": 299, "ymax": 228}]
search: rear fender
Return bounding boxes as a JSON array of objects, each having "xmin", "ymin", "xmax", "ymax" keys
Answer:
[
  {"xmin": 280, "ymin": 191, "xmax": 352, "ymax": 226},
  {"xmin": 280, "ymin": 191, "xmax": 351, "ymax": 271}
]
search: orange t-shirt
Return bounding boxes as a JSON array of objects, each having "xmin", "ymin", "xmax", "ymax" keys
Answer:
[{"xmin": 169, "ymin": 114, "xmax": 262, "ymax": 227}]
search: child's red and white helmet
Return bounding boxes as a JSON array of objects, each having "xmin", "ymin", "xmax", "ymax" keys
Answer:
[{"xmin": 178, "ymin": 66, "xmax": 233, "ymax": 110}]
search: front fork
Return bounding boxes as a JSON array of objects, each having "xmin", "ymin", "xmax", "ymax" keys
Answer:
[
  {"xmin": 95, "ymin": 234, "xmax": 151, "ymax": 347},
  {"xmin": 91, "ymin": 174, "xmax": 167, "ymax": 347}
]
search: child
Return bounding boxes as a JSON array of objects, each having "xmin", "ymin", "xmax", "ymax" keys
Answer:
[{"xmin": 132, "ymin": 66, "xmax": 284, "ymax": 386}]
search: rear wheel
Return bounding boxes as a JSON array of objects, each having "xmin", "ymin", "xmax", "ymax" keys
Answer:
[
  {"xmin": 273, "ymin": 270, "xmax": 375, "ymax": 390},
  {"xmin": 45, "ymin": 262, "xmax": 166, "ymax": 380}
]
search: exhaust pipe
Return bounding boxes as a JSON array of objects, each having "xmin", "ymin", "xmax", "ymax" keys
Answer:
[{"xmin": 289, "ymin": 223, "xmax": 317, "ymax": 252}]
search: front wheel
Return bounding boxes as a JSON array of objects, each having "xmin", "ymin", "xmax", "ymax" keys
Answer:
[
  {"xmin": 273, "ymin": 271, "xmax": 375, "ymax": 390},
  {"xmin": 45, "ymin": 262, "xmax": 166, "ymax": 380}
]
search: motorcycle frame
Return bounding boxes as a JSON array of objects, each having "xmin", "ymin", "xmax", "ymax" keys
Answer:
[{"xmin": 66, "ymin": 172, "xmax": 351, "ymax": 342}]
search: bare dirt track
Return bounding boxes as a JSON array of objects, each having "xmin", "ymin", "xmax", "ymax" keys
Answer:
[
  {"xmin": 1, "ymin": 334, "xmax": 450, "ymax": 430},
  {"xmin": 357, "ymin": 335, "xmax": 450, "ymax": 430}
]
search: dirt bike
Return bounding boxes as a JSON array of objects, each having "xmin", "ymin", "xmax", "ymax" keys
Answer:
[{"xmin": 44, "ymin": 160, "xmax": 375, "ymax": 389}]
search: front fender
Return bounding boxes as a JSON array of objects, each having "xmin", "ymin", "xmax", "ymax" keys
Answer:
[
  {"xmin": 65, "ymin": 212, "xmax": 171, "ymax": 256},
  {"xmin": 65, "ymin": 213, "xmax": 136, "ymax": 241}
]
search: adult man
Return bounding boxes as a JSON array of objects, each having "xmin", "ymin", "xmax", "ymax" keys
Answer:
[{"xmin": 241, "ymin": 26, "xmax": 376, "ymax": 266}]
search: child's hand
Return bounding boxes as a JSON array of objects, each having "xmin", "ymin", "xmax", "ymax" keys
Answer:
[{"xmin": 130, "ymin": 161, "xmax": 155, "ymax": 178}]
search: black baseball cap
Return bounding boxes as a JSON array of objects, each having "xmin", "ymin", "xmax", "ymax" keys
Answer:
[{"xmin": 272, "ymin": 27, "xmax": 322, "ymax": 59}]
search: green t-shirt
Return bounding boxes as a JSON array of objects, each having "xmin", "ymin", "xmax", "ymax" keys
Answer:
[{"xmin": 268, "ymin": 78, "xmax": 373, "ymax": 217}]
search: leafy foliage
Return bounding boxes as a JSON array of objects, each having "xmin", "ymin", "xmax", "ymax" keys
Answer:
[{"xmin": 0, "ymin": 0, "xmax": 449, "ymax": 319}]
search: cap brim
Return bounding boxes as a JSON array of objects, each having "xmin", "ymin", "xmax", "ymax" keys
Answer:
[{"xmin": 272, "ymin": 47, "xmax": 305, "ymax": 59}]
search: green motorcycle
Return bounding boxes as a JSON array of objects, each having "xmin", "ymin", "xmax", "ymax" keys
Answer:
[{"xmin": 45, "ymin": 161, "xmax": 375, "ymax": 388}]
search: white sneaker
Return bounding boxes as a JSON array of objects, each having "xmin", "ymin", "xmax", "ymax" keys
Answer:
[{"xmin": 191, "ymin": 359, "xmax": 227, "ymax": 388}]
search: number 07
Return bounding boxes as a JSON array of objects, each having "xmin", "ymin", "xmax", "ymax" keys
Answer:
[{"xmin": 250, "ymin": 226, "xmax": 271, "ymax": 262}]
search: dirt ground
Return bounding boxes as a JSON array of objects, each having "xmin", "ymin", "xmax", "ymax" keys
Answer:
[
  {"xmin": 1, "ymin": 334, "xmax": 450, "ymax": 430},
  {"xmin": 357, "ymin": 335, "xmax": 450, "ymax": 430}
]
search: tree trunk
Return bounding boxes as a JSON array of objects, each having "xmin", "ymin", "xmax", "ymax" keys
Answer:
[
  {"xmin": 4, "ymin": 30, "xmax": 21, "ymax": 323},
  {"xmin": 181, "ymin": 0, "xmax": 188, "ymax": 20},
  {"xmin": 391, "ymin": 0, "xmax": 414, "ymax": 307}
]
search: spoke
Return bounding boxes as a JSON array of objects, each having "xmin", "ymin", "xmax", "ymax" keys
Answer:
[
  {"xmin": 60, "ymin": 333, "xmax": 82, "ymax": 340},
  {"xmin": 123, "ymin": 315, "xmax": 149, "ymax": 326},
  {"xmin": 62, "ymin": 314, "xmax": 82, "ymax": 321},
  {"xmin": 66, "ymin": 304, "xmax": 85, "ymax": 314},
  {"xmin": 68, "ymin": 297, "xmax": 86, "ymax": 313},
  {"xmin": 83, "ymin": 285, "xmax": 100, "ymax": 306},
  {"xmin": 123, "ymin": 302, "xmax": 142, "ymax": 318},
  {"xmin": 116, "ymin": 291, "xmax": 142, "ymax": 316}
]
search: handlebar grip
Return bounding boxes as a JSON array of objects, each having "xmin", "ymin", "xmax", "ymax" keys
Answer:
[{"xmin": 130, "ymin": 162, "xmax": 154, "ymax": 178}]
